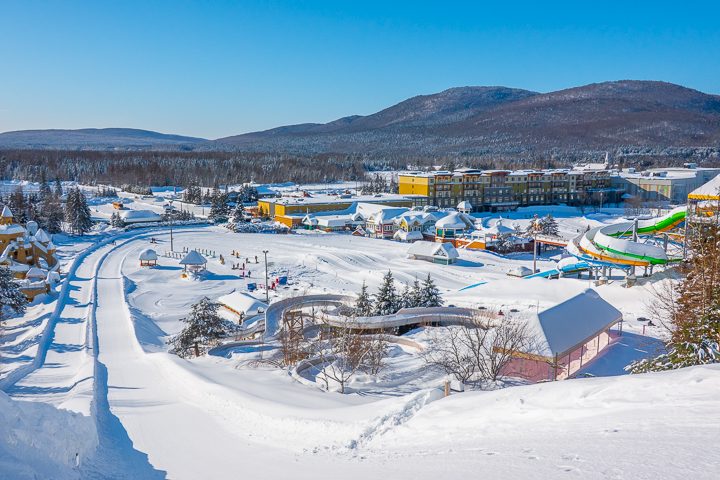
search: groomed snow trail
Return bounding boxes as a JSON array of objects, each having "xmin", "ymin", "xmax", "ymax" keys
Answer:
[{"xmin": 6, "ymin": 238, "xmax": 111, "ymax": 413}]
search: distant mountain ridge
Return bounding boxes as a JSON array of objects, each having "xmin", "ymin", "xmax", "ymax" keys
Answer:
[
  {"xmin": 0, "ymin": 128, "xmax": 207, "ymax": 150},
  {"xmin": 3, "ymin": 81, "xmax": 720, "ymax": 160},
  {"xmin": 215, "ymin": 81, "xmax": 720, "ymax": 158}
]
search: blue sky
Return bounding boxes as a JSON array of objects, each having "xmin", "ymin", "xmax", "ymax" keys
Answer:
[{"xmin": 1, "ymin": 1, "xmax": 719, "ymax": 138}]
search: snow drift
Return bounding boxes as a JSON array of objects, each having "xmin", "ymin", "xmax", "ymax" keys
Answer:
[{"xmin": 0, "ymin": 391, "xmax": 98, "ymax": 480}]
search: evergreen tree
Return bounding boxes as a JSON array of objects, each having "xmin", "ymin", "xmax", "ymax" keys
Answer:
[
  {"xmin": 183, "ymin": 183, "xmax": 203, "ymax": 205},
  {"xmin": 64, "ymin": 187, "xmax": 93, "ymax": 235},
  {"xmin": 409, "ymin": 278, "xmax": 423, "ymax": 308},
  {"xmin": 237, "ymin": 185, "xmax": 259, "ymax": 203},
  {"xmin": 494, "ymin": 232, "xmax": 516, "ymax": 253},
  {"xmin": 169, "ymin": 297, "xmax": 229, "ymax": 358},
  {"xmin": 0, "ymin": 266, "xmax": 26, "ymax": 325},
  {"xmin": 110, "ymin": 211, "xmax": 126, "ymax": 228},
  {"xmin": 540, "ymin": 214, "xmax": 559, "ymax": 236},
  {"xmin": 8, "ymin": 186, "xmax": 27, "ymax": 224},
  {"xmin": 630, "ymin": 226, "xmax": 720, "ymax": 372},
  {"xmin": 420, "ymin": 273, "xmax": 444, "ymax": 307},
  {"xmin": 399, "ymin": 283, "xmax": 413, "ymax": 309},
  {"xmin": 208, "ymin": 187, "xmax": 230, "ymax": 222},
  {"xmin": 374, "ymin": 271, "xmax": 399, "ymax": 315},
  {"xmin": 231, "ymin": 202, "xmax": 246, "ymax": 224},
  {"xmin": 41, "ymin": 195, "xmax": 64, "ymax": 234},
  {"xmin": 354, "ymin": 281, "xmax": 374, "ymax": 317},
  {"xmin": 54, "ymin": 177, "xmax": 63, "ymax": 198},
  {"xmin": 39, "ymin": 172, "xmax": 52, "ymax": 203},
  {"xmin": 525, "ymin": 214, "xmax": 541, "ymax": 237}
]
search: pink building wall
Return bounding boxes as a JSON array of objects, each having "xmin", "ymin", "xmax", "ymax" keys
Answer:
[{"xmin": 501, "ymin": 329, "xmax": 616, "ymax": 383}]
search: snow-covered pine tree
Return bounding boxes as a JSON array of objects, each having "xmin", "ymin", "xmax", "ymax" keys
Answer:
[
  {"xmin": 237, "ymin": 185, "xmax": 259, "ymax": 203},
  {"xmin": 0, "ymin": 266, "xmax": 26, "ymax": 324},
  {"xmin": 525, "ymin": 214, "xmax": 541, "ymax": 236},
  {"xmin": 540, "ymin": 214, "xmax": 559, "ymax": 236},
  {"xmin": 420, "ymin": 273, "xmax": 444, "ymax": 307},
  {"xmin": 231, "ymin": 202, "xmax": 246, "ymax": 224},
  {"xmin": 399, "ymin": 283, "xmax": 412, "ymax": 309},
  {"xmin": 38, "ymin": 172, "xmax": 52, "ymax": 203},
  {"xmin": 354, "ymin": 281, "xmax": 374, "ymax": 317},
  {"xmin": 41, "ymin": 195, "xmax": 64, "ymax": 234},
  {"xmin": 208, "ymin": 187, "xmax": 230, "ymax": 223},
  {"xmin": 493, "ymin": 232, "xmax": 516, "ymax": 253},
  {"xmin": 64, "ymin": 187, "xmax": 93, "ymax": 235},
  {"xmin": 409, "ymin": 278, "xmax": 423, "ymax": 308},
  {"xmin": 629, "ymin": 225, "xmax": 720, "ymax": 373},
  {"xmin": 168, "ymin": 297, "xmax": 229, "ymax": 358},
  {"xmin": 54, "ymin": 178, "xmax": 63, "ymax": 198},
  {"xmin": 374, "ymin": 271, "xmax": 399, "ymax": 316},
  {"xmin": 110, "ymin": 211, "xmax": 126, "ymax": 228},
  {"xmin": 8, "ymin": 186, "xmax": 27, "ymax": 224},
  {"xmin": 63, "ymin": 187, "xmax": 77, "ymax": 233}
]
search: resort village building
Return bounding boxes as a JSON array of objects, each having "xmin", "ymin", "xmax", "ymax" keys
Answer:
[
  {"xmin": 0, "ymin": 206, "xmax": 59, "ymax": 300},
  {"xmin": 257, "ymin": 193, "xmax": 418, "ymax": 227},
  {"xmin": 399, "ymin": 167, "xmax": 616, "ymax": 212},
  {"xmin": 500, "ymin": 289, "xmax": 623, "ymax": 382},
  {"xmin": 407, "ymin": 241, "xmax": 459, "ymax": 265}
]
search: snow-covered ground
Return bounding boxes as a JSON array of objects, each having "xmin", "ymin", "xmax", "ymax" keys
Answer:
[{"xmin": 1, "ymin": 210, "xmax": 716, "ymax": 479}]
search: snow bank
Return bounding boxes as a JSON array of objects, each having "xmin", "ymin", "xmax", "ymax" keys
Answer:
[{"xmin": 0, "ymin": 391, "xmax": 98, "ymax": 479}]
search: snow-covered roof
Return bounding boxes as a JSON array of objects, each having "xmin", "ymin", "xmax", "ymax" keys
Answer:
[
  {"xmin": 484, "ymin": 219, "xmax": 515, "ymax": 236},
  {"xmin": 1, "ymin": 205, "xmax": 12, "ymax": 218},
  {"xmin": 0, "ymin": 224, "xmax": 26, "ymax": 235},
  {"xmin": 218, "ymin": 291, "xmax": 267, "ymax": 316},
  {"xmin": 138, "ymin": 248, "xmax": 158, "ymax": 261},
  {"xmin": 46, "ymin": 270, "xmax": 61, "ymax": 283},
  {"xmin": 33, "ymin": 228, "xmax": 51, "ymax": 243},
  {"xmin": 507, "ymin": 266, "xmax": 532, "ymax": 277},
  {"xmin": 689, "ymin": 175, "xmax": 720, "ymax": 200},
  {"xmin": 396, "ymin": 210, "xmax": 446, "ymax": 226},
  {"xmin": 407, "ymin": 240, "xmax": 459, "ymax": 259},
  {"xmin": 119, "ymin": 209, "xmax": 163, "ymax": 223},
  {"xmin": 435, "ymin": 212, "xmax": 469, "ymax": 229},
  {"xmin": 318, "ymin": 216, "xmax": 355, "ymax": 227},
  {"xmin": 26, "ymin": 267, "xmax": 47, "ymax": 279},
  {"xmin": 394, "ymin": 229, "xmax": 424, "ymax": 241},
  {"xmin": 361, "ymin": 204, "xmax": 410, "ymax": 224},
  {"xmin": 25, "ymin": 220, "xmax": 38, "ymax": 235},
  {"xmin": 457, "ymin": 200, "xmax": 472, "ymax": 211},
  {"xmin": 302, "ymin": 215, "xmax": 318, "ymax": 226},
  {"xmin": 179, "ymin": 250, "xmax": 207, "ymax": 265},
  {"xmin": 524, "ymin": 289, "xmax": 622, "ymax": 358}
]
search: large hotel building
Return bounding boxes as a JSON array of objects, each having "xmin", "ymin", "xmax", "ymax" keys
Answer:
[{"xmin": 398, "ymin": 168, "xmax": 615, "ymax": 212}]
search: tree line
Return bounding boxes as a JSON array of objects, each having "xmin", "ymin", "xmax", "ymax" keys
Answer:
[{"xmin": 354, "ymin": 271, "xmax": 443, "ymax": 317}]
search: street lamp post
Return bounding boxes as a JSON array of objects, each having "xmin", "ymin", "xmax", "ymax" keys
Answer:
[
  {"xmin": 263, "ymin": 250, "xmax": 269, "ymax": 303},
  {"xmin": 531, "ymin": 215, "xmax": 539, "ymax": 273},
  {"xmin": 168, "ymin": 199, "xmax": 175, "ymax": 252}
]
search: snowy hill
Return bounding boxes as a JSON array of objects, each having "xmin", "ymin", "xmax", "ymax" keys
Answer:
[{"xmin": 0, "ymin": 128, "xmax": 208, "ymax": 150}]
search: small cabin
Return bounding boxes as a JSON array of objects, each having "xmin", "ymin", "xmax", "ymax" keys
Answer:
[
  {"xmin": 218, "ymin": 291, "xmax": 268, "ymax": 322},
  {"xmin": 407, "ymin": 240, "xmax": 459, "ymax": 265},
  {"xmin": 112, "ymin": 201, "xmax": 125, "ymax": 210},
  {"xmin": 435, "ymin": 212, "xmax": 472, "ymax": 239},
  {"xmin": 498, "ymin": 289, "xmax": 623, "ymax": 382}
]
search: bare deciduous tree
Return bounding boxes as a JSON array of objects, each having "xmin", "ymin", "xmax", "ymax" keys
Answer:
[
  {"xmin": 423, "ymin": 311, "xmax": 537, "ymax": 386},
  {"xmin": 306, "ymin": 315, "xmax": 389, "ymax": 393}
]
